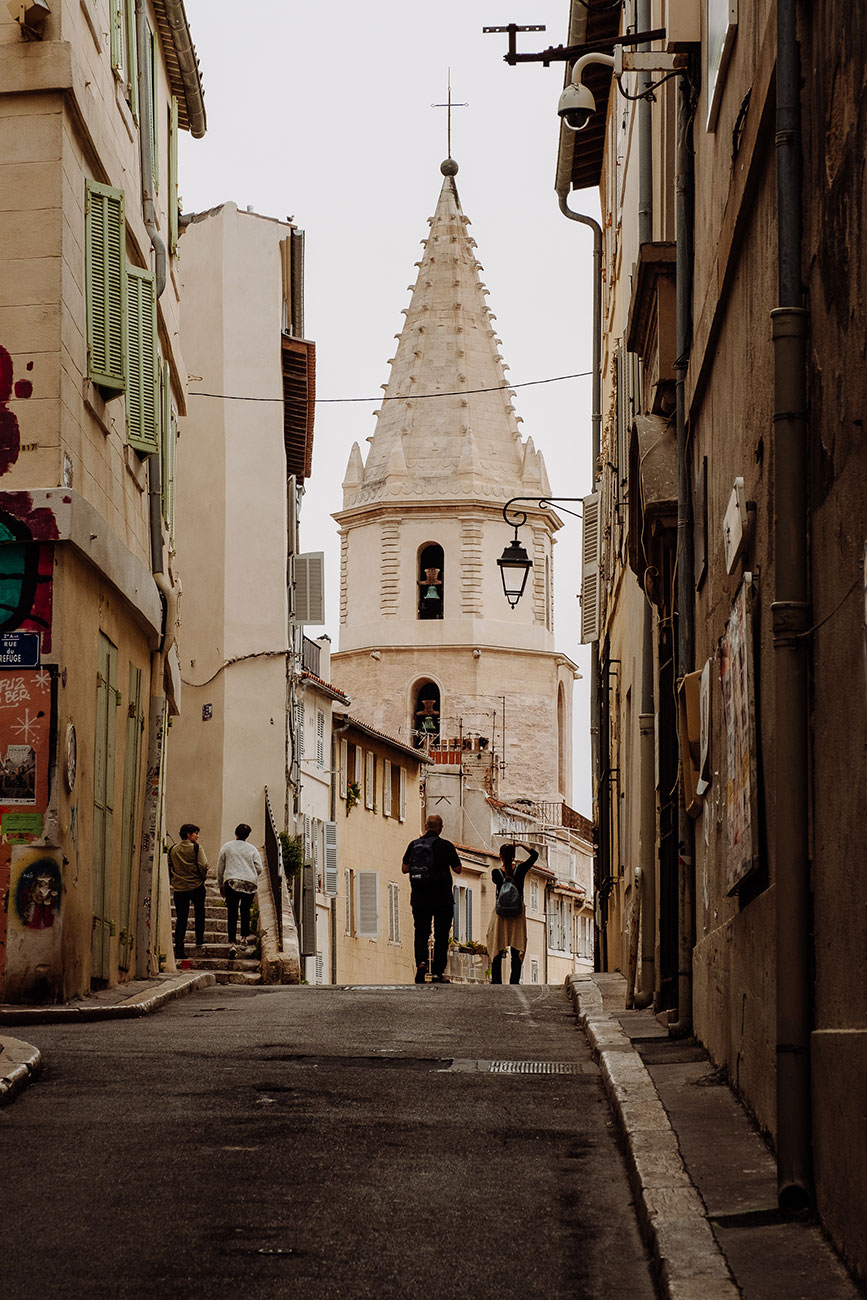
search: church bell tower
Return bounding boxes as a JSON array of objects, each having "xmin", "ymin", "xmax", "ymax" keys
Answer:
[{"xmin": 332, "ymin": 160, "xmax": 575, "ymax": 803}]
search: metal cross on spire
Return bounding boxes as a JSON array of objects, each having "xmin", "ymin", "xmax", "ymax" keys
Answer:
[{"xmin": 431, "ymin": 69, "xmax": 468, "ymax": 160}]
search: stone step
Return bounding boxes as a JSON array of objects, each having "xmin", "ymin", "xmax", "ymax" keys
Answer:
[
  {"xmin": 182, "ymin": 955, "xmax": 260, "ymax": 973},
  {"xmin": 214, "ymin": 970, "xmax": 262, "ymax": 986}
]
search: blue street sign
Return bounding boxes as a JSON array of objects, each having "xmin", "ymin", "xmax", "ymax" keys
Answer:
[{"xmin": 0, "ymin": 632, "xmax": 41, "ymax": 668}]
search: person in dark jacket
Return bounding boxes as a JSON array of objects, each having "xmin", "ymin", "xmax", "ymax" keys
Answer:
[
  {"xmin": 401, "ymin": 814, "xmax": 462, "ymax": 983},
  {"xmin": 487, "ymin": 840, "xmax": 538, "ymax": 984},
  {"xmin": 168, "ymin": 823, "xmax": 209, "ymax": 961}
]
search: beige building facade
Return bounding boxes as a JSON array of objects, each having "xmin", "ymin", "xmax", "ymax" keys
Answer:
[
  {"xmin": 0, "ymin": 0, "xmax": 204, "ymax": 999},
  {"xmin": 166, "ymin": 200, "xmax": 316, "ymax": 967}
]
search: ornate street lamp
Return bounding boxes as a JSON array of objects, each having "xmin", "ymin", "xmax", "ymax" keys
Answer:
[{"xmin": 497, "ymin": 496, "xmax": 584, "ymax": 609}]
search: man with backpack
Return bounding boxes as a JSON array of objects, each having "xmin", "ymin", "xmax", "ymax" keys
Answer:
[
  {"xmin": 486, "ymin": 840, "xmax": 538, "ymax": 984},
  {"xmin": 401, "ymin": 813, "xmax": 462, "ymax": 983}
]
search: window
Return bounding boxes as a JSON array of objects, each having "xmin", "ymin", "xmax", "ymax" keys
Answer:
[
  {"xmin": 316, "ymin": 709, "xmax": 325, "ymax": 768},
  {"xmin": 383, "ymin": 760, "xmax": 392, "ymax": 816},
  {"xmin": 388, "ymin": 882, "xmax": 401, "ymax": 944},
  {"xmin": 126, "ymin": 266, "xmax": 159, "ymax": 453},
  {"xmin": 412, "ymin": 680, "xmax": 440, "ymax": 748},
  {"xmin": 530, "ymin": 880, "xmax": 539, "ymax": 912},
  {"xmin": 452, "ymin": 885, "xmax": 473, "ymax": 943},
  {"xmin": 85, "ymin": 180, "xmax": 126, "ymax": 392},
  {"xmin": 356, "ymin": 871, "xmax": 378, "ymax": 938},
  {"xmin": 417, "ymin": 543, "xmax": 444, "ymax": 619},
  {"xmin": 364, "ymin": 751, "xmax": 375, "ymax": 809}
]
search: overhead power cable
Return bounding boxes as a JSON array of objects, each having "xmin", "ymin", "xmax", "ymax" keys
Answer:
[{"xmin": 188, "ymin": 371, "xmax": 592, "ymax": 405}]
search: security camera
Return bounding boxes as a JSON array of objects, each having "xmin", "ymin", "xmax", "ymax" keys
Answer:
[{"xmin": 558, "ymin": 80, "xmax": 596, "ymax": 131}]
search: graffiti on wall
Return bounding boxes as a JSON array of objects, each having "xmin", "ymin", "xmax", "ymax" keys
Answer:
[
  {"xmin": 0, "ymin": 350, "xmax": 54, "ymax": 651},
  {"xmin": 14, "ymin": 856, "xmax": 61, "ymax": 929}
]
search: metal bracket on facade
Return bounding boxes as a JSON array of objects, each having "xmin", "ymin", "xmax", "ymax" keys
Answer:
[{"xmin": 771, "ymin": 600, "xmax": 811, "ymax": 646}]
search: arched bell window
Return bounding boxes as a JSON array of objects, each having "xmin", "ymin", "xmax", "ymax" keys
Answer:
[
  {"xmin": 417, "ymin": 543, "xmax": 444, "ymax": 620},
  {"xmin": 412, "ymin": 680, "xmax": 441, "ymax": 748}
]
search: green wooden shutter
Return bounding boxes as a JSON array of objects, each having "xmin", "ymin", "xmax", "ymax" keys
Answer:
[
  {"xmin": 118, "ymin": 663, "xmax": 143, "ymax": 972},
  {"xmin": 148, "ymin": 26, "xmax": 158, "ymax": 187},
  {"xmin": 86, "ymin": 180, "xmax": 127, "ymax": 392},
  {"xmin": 110, "ymin": 0, "xmax": 123, "ymax": 75},
  {"xmin": 127, "ymin": 267, "xmax": 159, "ymax": 453},
  {"xmin": 124, "ymin": 0, "xmax": 139, "ymax": 121},
  {"xmin": 169, "ymin": 95, "xmax": 179, "ymax": 254}
]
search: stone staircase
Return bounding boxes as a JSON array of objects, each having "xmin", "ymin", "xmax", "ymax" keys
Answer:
[{"xmin": 171, "ymin": 881, "xmax": 262, "ymax": 986}]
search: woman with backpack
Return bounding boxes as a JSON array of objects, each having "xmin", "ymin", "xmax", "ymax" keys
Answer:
[{"xmin": 486, "ymin": 840, "xmax": 538, "ymax": 984}]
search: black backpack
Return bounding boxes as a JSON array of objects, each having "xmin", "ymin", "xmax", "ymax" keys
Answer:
[
  {"xmin": 408, "ymin": 835, "xmax": 436, "ymax": 885},
  {"xmin": 496, "ymin": 876, "xmax": 522, "ymax": 918}
]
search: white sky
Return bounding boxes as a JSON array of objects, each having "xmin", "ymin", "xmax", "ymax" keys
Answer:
[{"xmin": 178, "ymin": 0, "xmax": 598, "ymax": 815}]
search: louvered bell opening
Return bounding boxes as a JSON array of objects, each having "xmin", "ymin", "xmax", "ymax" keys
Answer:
[{"xmin": 282, "ymin": 335, "xmax": 315, "ymax": 481}]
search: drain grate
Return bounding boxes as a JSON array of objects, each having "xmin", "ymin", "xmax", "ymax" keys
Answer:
[{"xmin": 489, "ymin": 1060, "xmax": 580, "ymax": 1075}]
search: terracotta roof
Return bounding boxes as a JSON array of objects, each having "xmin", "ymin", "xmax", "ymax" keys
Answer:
[
  {"xmin": 334, "ymin": 712, "xmax": 431, "ymax": 764},
  {"xmin": 299, "ymin": 670, "xmax": 350, "ymax": 705}
]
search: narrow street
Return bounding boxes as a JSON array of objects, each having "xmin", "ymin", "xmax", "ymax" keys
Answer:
[{"xmin": 2, "ymin": 983, "xmax": 655, "ymax": 1300}]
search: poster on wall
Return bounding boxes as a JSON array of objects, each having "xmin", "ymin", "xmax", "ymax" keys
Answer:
[
  {"xmin": 720, "ymin": 573, "xmax": 759, "ymax": 893},
  {"xmin": 0, "ymin": 668, "xmax": 52, "ymax": 808}
]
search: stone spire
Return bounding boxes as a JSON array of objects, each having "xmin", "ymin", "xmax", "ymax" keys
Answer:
[{"xmin": 341, "ymin": 160, "xmax": 548, "ymax": 507}]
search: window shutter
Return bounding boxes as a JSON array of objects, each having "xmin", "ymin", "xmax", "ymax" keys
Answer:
[
  {"xmin": 324, "ymin": 821, "xmax": 338, "ymax": 896},
  {"xmin": 398, "ymin": 766, "xmax": 406, "ymax": 822},
  {"xmin": 344, "ymin": 869, "xmax": 353, "ymax": 935},
  {"xmin": 110, "ymin": 0, "xmax": 123, "ymax": 74},
  {"xmin": 339, "ymin": 740, "xmax": 347, "ymax": 799},
  {"xmin": 86, "ymin": 181, "xmax": 126, "ymax": 392},
  {"xmin": 296, "ymin": 701, "xmax": 305, "ymax": 758},
  {"xmin": 453, "ymin": 885, "xmax": 460, "ymax": 941},
  {"xmin": 300, "ymin": 864, "xmax": 316, "ymax": 956},
  {"xmin": 466, "ymin": 887, "xmax": 473, "ymax": 942},
  {"xmin": 364, "ymin": 751, "xmax": 374, "ymax": 809},
  {"xmin": 316, "ymin": 709, "xmax": 325, "ymax": 768},
  {"xmin": 314, "ymin": 952, "xmax": 324, "ymax": 985},
  {"xmin": 126, "ymin": 266, "xmax": 159, "ymax": 453},
  {"xmin": 291, "ymin": 552, "xmax": 325, "ymax": 625},
  {"xmin": 147, "ymin": 25, "xmax": 158, "ymax": 185},
  {"xmin": 383, "ymin": 760, "xmax": 392, "ymax": 817},
  {"xmin": 303, "ymin": 813, "xmax": 312, "ymax": 865},
  {"xmin": 168, "ymin": 95, "xmax": 179, "ymax": 254},
  {"xmin": 123, "ymin": 0, "xmax": 138, "ymax": 120},
  {"xmin": 356, "ymin": 871, "xmax": 378, "ymax": 938},
  {"xmin": 312, "ymin": 819, "xmax": 319, "ymax": 868},
  {"xmin": 161, "ymin": 361, "xmax": 177, "ymax": 534},
  {"xmin": 388, "ymin": 882, "xmax": 400, "ymax": 943},
  {"xmin": 580, "ymin": 491, "xmax": 601, "ymax": 643}
]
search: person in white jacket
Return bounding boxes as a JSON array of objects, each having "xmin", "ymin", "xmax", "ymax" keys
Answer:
[{"xmin": 217, "ymin": 823, "xmax": 263, "ymax": 956}]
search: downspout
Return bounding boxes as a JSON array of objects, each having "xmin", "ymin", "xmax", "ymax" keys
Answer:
[
  {"xmin": 669, "ymin": 68, "xmax": 696, "ymax": 1037},
  {"xmin": 772, "ymin": 0, "xmax": 812, "ymax": 1214},
  {"xmin": 556, "ymin": 194, "xmax": 603, "ymax": 971},
  {"xmin": 133, "ymin": 0, "xmax": 168, "ymax": 977},
  {"xmin": 633, "ymin": 0, "xmax": 656, "ymax": 1010}
]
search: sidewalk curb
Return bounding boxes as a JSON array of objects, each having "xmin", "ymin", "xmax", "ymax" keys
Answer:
[
  {"xmin": 566, "ymin": 974, "xmax": 740, "ymax": 1300},
  {"xmin": 0, "ymin": 1035, "xmax": 42, "ymax": 1106},
  {"xmin": 0, "ymin": 971, "xmax": 216, "ymax": 1027}
]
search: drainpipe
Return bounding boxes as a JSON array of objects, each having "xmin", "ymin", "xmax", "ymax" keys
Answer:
[
  {"xmin": 634, "ymin": 609, "xmax": 656, "ymax": 1007},
  {"xmin": 669, "ymin": 69, "xmax": 696, "ymax": 1038},
  {"xmin": 132, "ymin": 0, "xmax": 168, "ymax": 977},
  {"xmin": 633, "ymin": 0, "xmax": 656, "ymax": 1011},
  {"xmin": 556, "ymin": 194, "xmax": 603, "ymax": 968},
  {"xmin": 772, "ymin": 0, "xmax": 812, "ymax": 1214}
]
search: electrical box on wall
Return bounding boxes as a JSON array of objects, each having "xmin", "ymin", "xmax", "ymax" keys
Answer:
[
  {"xmin": 665, "ymin": 0, "xmax": 701, "ymax": 49},
  {"xmin": 723, "ymin": 476, "xmax": 751, "ymax": 574}
]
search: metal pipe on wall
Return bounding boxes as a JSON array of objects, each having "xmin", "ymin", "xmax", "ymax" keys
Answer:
[
  {"xmin": 772, "ymin": 0, "xmax": 812, "ymax": 1214},
  {"xmin": 669, "ymin": 69, "xmax": 696, "ymax": 1038}
]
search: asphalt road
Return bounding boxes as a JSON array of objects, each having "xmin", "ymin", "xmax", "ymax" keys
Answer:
[{"xmin": 2, "ymin": 982, "xmax": 656, "ymax": 1300}]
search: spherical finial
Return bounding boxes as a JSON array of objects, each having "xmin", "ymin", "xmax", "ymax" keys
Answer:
[{"xmin": 440, "ymin": 157, "xmax": 459, "ymax": 177}]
